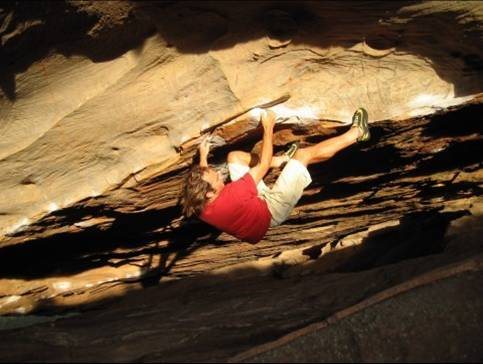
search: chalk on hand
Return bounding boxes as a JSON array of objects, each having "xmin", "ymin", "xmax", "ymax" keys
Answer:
[{"xmin": 249, "ymin": 107, "xmax": 263, "ymax": 120}]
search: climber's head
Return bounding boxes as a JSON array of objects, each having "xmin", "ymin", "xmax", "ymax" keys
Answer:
[{"xmin": 180, "ymin": 165, "xmax": 224, "ymax": 218}]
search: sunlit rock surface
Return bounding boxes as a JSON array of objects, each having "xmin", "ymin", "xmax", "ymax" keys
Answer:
[{"xmin": 0, "ymin": 1, "xmax": 482, "ymax": 361}]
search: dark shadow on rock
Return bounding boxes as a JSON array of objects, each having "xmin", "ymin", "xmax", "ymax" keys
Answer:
[
  {"xmin": 135, "ymin": 0, "xmax": 483, "ymax": 97},
  {"xmin": 0, "ymin": 47, "xmax": 16, "ymax": 101},
  {"xmin": 297, "ymin": 144, "xmax": 411, "ymax": 205},
  {"xmin": 140, "ymin": 218, "xmax": 222, "ymax": 288},
  {"xmin": 422, "ymin": 103, "xmax": 483, "ymax": 138},
  {"xmin": 0, "ymin": 1, "xmax": 97, "ymax": 100},
  {"xmin": 409, "ymin": 139, "xmax": 482, "ymax": 177},
  {"xmin": 334, "ymin": 209, "xmax": 470, "ymax": 273},
  {"xmin": 2, "ymin": 1, "xmax": 482, "ymax": 101},
  {"xmin": 416, "ymin": 179, "xmax": 481, "ymax": 203},
  {"xmin": 390, "ymin": 11, "xmax": 483, "ymax": 97},
  {"xmin": 0, "ymin": 1, "xmax": 155, "ymax": 100},
  {"xmin": 0, "ymin": 202, "xmax": 220, "ymax": 281}
]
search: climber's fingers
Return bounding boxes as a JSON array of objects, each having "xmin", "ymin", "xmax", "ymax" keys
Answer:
[{"xmin": 199, "ymin": 134, "xmax": 212, "ymax": 154}]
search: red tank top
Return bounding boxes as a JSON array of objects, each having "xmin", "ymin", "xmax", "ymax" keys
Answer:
[{"xmin": 200, "ymin": 173, "xmax": 271, "ymax": 243}]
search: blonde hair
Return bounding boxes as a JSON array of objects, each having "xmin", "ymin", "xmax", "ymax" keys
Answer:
[{"xmin": 180, "ymin": 165, "xmax": 214, "ymax": 218}]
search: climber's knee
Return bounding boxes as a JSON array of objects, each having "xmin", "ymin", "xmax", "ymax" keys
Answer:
[{"xmin": 227, "ymin": 151, "xmax": 249, "ymax": 166}]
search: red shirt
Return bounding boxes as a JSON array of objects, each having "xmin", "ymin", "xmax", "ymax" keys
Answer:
[{"xmin": 200, "ymin": 173, "xmax": 271, "ymax": 243}]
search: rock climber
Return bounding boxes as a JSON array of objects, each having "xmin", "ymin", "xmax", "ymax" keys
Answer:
[{"xmin": 180, "ymin": 108, "xmax": 370, "ymax": 243}]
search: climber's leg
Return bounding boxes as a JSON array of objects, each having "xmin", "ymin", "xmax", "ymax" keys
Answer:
[
  {"xmin": 226, "ymin": 151, "xmax": 252, "ymax": 182},
  {"xmin": 293, "ymin": 128, "xmax": 358, "ymax": 166},
  {"xmin": 227, "ymin": 151, "xmax": 255, "ymax": 168},
  {"xmin": 227, "ymin": 150, "xmax": 290, "ymax": 170},
  {"xmin": 293, "ymin": 108, "xmax": 370, "ymax": 167},
  {"xmin": 261, "ymin": 158, "xmax": 312, "ymax": 226},
  {"xmin": 261, "ymin": 108, "xmax": 370, "ymax": 226},
  {"xmin": 226, "ymin": 151, "xmax": 269, "ymax": 193}
]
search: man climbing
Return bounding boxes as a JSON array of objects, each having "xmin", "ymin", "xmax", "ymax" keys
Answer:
[{"xmin": 180, "ymin": 108, "xmax": 370, "ymax": 243}]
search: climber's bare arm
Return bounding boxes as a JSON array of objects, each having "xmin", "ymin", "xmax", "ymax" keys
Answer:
[
  {"xmin": 249, "ymin": 110, "xmax": 275, "ymax": 184},
  {"xmin": 199, "ymin": 136, "xmax": 210, "ymax": 168}
]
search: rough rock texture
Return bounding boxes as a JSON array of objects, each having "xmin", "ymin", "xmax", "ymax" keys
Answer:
[
  {"xmin": 0, "ymin": 1, "xmax": 482, "ymax": 362},
  {"xmin": 235, "ymin": 265, "xmax": 483, "ymax": 363}
]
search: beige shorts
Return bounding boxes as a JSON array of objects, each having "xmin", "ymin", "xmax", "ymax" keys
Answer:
[{"xmin": 228, "ymin": 159, "xmax": 312, "ymax": 227}]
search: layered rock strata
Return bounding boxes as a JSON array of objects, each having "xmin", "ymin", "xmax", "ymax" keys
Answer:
[{"xmin": 0, "ymin": 1, "xmax": 482, "ymax": 361}]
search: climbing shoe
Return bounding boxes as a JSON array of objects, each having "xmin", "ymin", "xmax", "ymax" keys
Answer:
[
  {"xmin": 284, "ymin": 142, "xmax": 298, "ymax": 159},
  {"xmin": 352, "ymin": 107, "xmax": 370, "ymax": 142}
]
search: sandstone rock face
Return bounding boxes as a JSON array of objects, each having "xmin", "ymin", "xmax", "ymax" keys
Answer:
[{"xmin": 0, "ymin": 1, "xmax": 482, "ymax": 361}]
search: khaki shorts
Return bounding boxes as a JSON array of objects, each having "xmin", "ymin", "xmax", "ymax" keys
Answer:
[{"xmin": 228, "ymin": 159, "xmax": 312, "ymax": 227}]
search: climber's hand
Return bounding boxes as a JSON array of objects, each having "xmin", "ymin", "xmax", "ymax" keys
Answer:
[
  {"xmin": 199, "ymin": 135, "xmax": 211, "ymax": 155},
  {"xmin": 199, "ymin": 135, "xmax": 211, "ymax": 167},
  {"xmin": 261, "ymin": 109, "xmax": 276, "ymax": 130}
]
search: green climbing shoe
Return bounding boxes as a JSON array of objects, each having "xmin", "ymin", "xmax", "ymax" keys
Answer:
[
  {"xmin": 352, "ymin": 107, "xmax": 370, "ymax": 142},
  {"xmin": 284, "ymin": 142, "xmax": 298, "ymax": 159}
]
